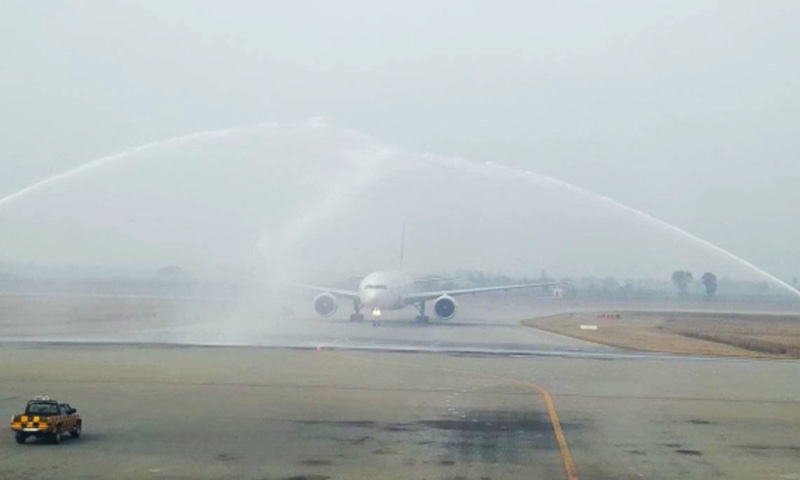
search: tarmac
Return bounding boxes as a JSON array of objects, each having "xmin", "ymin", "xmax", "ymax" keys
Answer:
[{"xmin": 1, "ymin": 294, "xmax": 799, "ymax": 479}]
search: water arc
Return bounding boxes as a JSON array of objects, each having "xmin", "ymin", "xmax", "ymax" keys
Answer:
[{"xmin": 0, "ymin": 121, "xmax": 795, "ymax": 299}]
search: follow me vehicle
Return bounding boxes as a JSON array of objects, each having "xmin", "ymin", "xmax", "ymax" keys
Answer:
[{"xmin": 10, "ymin": 396, "xmax": 82, "ymax": 444}]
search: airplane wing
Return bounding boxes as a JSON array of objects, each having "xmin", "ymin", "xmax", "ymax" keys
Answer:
[
  {"xmin": 404, "ymin": 282, "xmax": 559, "ymax": 304},
  {"xmin": 412, "ymin": 275, "xmax": 459, "ymax": 284},
  {"xmin": 285, "ymin": 283, "xmax": 361, "ymax": 300}
]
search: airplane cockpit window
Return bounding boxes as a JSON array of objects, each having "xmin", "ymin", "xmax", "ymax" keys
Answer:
[{"xmin": 364, "ymin": 285, "xmax": 388, "ymax": 290}]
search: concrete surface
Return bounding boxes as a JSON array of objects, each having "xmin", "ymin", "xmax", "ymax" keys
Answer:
[{"xmin": 0, "ymin": 294, "xmax": 798, "ymax": 479}]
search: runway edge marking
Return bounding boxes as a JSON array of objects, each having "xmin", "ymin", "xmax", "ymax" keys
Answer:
[{"xmin": 318, "ymin": 345, "xmax": 579, "ymax": 480}]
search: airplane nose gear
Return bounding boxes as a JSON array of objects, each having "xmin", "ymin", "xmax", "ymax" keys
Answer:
[{"xmin": 371, "ymin": 308, "xmax": 382, "ymax": 326}]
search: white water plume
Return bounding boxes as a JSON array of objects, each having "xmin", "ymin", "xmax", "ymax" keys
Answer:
[{"xmin": 0, "ymin": 120, "xmax": 796, "ymax": 300}]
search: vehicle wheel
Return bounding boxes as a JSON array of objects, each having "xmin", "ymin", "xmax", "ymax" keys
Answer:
[
  {"xmin": 15, "ymin": 433, "xmax": 26, "ymax": 444},
  {"xmin": 52, "ymin": 429, "xmax": 62, "ymax": 444},
  {"xmin": 70, "ymin": 423, "xmax": 81, "ymax": 438}
]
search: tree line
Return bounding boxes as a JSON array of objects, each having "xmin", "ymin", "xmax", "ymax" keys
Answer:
[{"xmin": 671, "ymin": 270, "xmax": 718, "ymax": 298}]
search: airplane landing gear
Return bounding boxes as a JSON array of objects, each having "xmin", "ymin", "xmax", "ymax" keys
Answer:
[
  {"xmin": 350, "ymin": 300, "xmax": 364, "ymax": 322},
  {"xmin": 413, "ymin": 302, "xmax": 429, "ymax": 324}
]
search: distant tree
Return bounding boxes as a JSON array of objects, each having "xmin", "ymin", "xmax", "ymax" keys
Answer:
[
  {"xmin": 600, "ymin": 276, "xmax": 619, "ymax": 298},
  {"xmin": 701, "ymin": 272, "xmax": 718, "ymax": 298},
  {"xmin": 601, "ymin": 276, "xmax": 619, "ymax": 290},
  {"xmin": 466, "ymin": 270, "xmax": 487, "ymax": 286},
  {"xmin": 757, "ymin": 281, "xmax": 770, "ymax": 294},
  {"xmin": 620, "ymin": 278, "xmax": 635, "ymax": 299},
  {"xmin": 671, "ymin": 270, "xmax": 694, "ymax": 297}
]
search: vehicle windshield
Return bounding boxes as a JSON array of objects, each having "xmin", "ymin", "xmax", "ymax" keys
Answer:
[{"xmin": 25, "ymin": 403, "xmax": 59, "ymax": 415}]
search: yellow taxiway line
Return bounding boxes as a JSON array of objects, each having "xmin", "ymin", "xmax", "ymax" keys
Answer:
[{"xmin": 318, "ymin": 347, "xmax": 578, "ymax": 480}]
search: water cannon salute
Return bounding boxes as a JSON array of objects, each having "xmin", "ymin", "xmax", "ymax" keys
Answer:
[
  {"xmin": 0, "ymin": 120, "xmax": 795, "ymax": 306},
  {"xmin": 3, "ymin": 2, "xmax": 799, "ymax": 476},
  {"xmin": 1, "ymin": 123, "xmax": 798, "ymax": 479}
]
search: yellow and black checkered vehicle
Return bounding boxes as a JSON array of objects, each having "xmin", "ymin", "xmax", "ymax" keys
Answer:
[{"xmin": 10, "ymin": 396, "xmax": 82, "ymax": 444}]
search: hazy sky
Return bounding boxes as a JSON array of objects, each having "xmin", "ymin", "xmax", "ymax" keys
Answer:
[{"xmin": 1, "ymin": 1, "xmax": 798, "ymax": 279}]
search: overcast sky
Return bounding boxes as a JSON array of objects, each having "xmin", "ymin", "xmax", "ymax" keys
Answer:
[{"xmin": 1, "ymin": 1, "xmax": 798, "ymax": 280}]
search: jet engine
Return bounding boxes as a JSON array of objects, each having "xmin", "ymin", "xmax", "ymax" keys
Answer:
[
  {"xmin": 433, "ymin": 294, "xmax": 457, "ymax": 320},
  {"xmin": 313, "ymin": 293, "xmax": 338, "ymax": 317}
]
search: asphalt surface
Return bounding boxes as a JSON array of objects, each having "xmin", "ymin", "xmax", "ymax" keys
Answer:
[{"xmin": 1, "ymin": 294, "xmax": 799, "ymax": 479}]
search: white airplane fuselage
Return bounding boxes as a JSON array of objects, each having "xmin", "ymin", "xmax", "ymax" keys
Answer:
[
  {"xmin": 358, "ymin": 270, "xmax": 414, "ymax": 311},
  {"xmin": 305, "ymin": 269, "xmax": 554, "ymax": 323}
]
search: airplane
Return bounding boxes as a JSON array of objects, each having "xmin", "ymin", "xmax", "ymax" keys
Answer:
[{"xmin": 294, "ymin": 270, "xmax": 558, "ymax": 325}]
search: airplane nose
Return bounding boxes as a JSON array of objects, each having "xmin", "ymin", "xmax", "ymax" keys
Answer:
[
  {"xmin": 361, "ymin": 290, "xmax": 377, "ymax": 307},
  {"xmin": 361, "ymin": 290, "xmax": 384, "ymax": 308}
]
